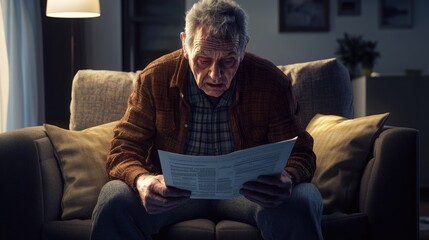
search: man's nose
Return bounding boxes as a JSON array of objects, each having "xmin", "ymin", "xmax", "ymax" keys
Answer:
[{"xmin": 209, "ymin": 62, "xmax": 222, "ymax": 81}]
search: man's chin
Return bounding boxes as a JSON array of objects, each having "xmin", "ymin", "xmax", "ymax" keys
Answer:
[{"xmin": 204, "ymin": 90, "xmax": 225, "ymax": 98}]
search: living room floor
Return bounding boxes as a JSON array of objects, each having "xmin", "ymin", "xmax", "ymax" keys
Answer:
[{"xmin": 420, "ymin": 188, "xmax": 429, "ymax": 240}]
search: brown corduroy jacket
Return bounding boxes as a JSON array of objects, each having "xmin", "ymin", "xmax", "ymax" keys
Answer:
[{"xmin": 107, "ymin": 49, "xmax": 316, "ymax": 190}]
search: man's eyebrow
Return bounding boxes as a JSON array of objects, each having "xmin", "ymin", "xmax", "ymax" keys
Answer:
[
  {"xmin": 195, "ymin": 50, "xmax": 209, "ymax": 57},
  {"xmin": 199, "ymin": 49, "xmax": 238, "ymax": 55},
  {"xmin": 225, "ymin": 52, "xmax": 238, "ymax": 57},
  {"xmin": 193, "ymin": 45, "xmax": 239, "ymax": 58}
]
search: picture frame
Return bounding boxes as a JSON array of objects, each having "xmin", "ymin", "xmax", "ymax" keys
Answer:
[
  {"xmin": 338, "ymin": 0, "xmax": 361, "ymax": 16},
  {"xmin": 279, "ymin": 0, "xmax": 329, "ymax": 32},
  {"xmin": 379, "ymin": 0, "xmax": 413, "ymax": 28}
]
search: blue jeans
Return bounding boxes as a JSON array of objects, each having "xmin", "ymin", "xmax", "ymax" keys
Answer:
[{"xmin": 91, "ymin": 180, "xmax": 323, "ymax": 240}]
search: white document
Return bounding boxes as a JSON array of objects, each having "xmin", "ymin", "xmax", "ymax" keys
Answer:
[{"xmin": 158, "ymin": 137, "xmax": 297, "ymax": 199}]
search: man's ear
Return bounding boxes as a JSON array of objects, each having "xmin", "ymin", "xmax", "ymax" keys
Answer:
[
  {"xmin": 244, "ymin": 36, "xmax": 249, "ymax": 50},
  {"xmin": 180, "ymin": 32, "xmax": 189, "ymax": 59},
  {"xmin": 241, "ymin": 36, "xmax": 250, "ymax": 57}
]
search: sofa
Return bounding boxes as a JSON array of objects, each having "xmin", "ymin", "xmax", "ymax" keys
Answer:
[{"xmin": 0, "ymin": 58, "xmax": 419, "ymax": 240}]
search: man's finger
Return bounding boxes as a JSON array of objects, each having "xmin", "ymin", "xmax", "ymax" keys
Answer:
[
  {"xmin": 147, "ymin": 194, "xmax": 190, "ymax": 208},
  {"xmin": 239, "ymin": 188, "xmax": 280, "ymax": 208},
  {"xmin": 145, "ymin": 193, "xmax": 190, "ymax": 214},
  {"xmin": 161, "ymin": 186, "xmax": 192, "ymax": 198},
  {"xmin": 149, "ymin": 181, "xmax": 191, "ymax": 197},
  {"xmin": 241, "ymin": 181, "xmax": 285, "ymax": 196},
  {"xmin": 256, "ymin": 174, "xmax": 290, "ymax": 188}
]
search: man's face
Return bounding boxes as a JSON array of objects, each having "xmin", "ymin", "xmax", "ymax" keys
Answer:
[{"xmin": 181, "ymin": 28, "xmax": 243, "ymax": 97}]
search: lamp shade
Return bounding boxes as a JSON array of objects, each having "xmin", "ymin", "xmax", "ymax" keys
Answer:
[{"xmin": 46, "ymin": 0, "xmax": 100, "ymax": 18}]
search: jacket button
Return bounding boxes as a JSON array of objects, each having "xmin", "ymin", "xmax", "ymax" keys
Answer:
[{"xmin": 184, "ymin": 124, "xmax": 188, "ymax": 128}]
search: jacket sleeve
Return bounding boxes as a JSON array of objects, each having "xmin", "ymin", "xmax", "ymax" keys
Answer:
[
  {"xmin": 268, "ymin": 74, "xmax": 316, "ymax": 184},
  {"xmin": 106, "ymin": 72, "xmax": 157, "ymax": 190}
]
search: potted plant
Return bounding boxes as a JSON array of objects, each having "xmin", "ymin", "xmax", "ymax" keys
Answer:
[
  {"xmin": 335, "ymin": 33, "xmax": 380, "ymax": 79},
  {"xmin": 360, "ymin": 40, "xmax": 380, "ymax": 77}
]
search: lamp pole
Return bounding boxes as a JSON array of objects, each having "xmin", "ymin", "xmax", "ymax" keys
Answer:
[{"xmin": 46, "ymin": 0, "xmax": 101, "ymax": 80}]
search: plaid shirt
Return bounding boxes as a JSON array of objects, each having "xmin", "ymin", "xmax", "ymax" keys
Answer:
[{"xmin": 184, "ymin": 73, "xmax": 236, "ymax": 156}]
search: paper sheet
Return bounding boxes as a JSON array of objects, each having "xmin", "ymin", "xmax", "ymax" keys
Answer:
[{"xmin": 158, "ymin": 137, "xmax": 297, "ymax": 199}]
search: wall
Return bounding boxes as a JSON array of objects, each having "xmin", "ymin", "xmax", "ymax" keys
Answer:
[{"xmin": 84, "ymin": 0, "xmax": 122, "ymax": 71}]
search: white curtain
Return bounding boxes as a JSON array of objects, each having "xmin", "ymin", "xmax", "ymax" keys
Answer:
[
  {"xmin": 0, "ymin": 0, "xmax": 44, "ymax": 133},
  {"xmin": 0, "ymin": 3, "xmax": 8, "ymax": 132}
]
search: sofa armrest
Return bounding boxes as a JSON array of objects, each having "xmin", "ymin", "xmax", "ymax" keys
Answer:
[
  {"xmin": 0, "ymin": 126, "xmax": 47, "ymax": 240},
  {"xmin": 359, "ymin": 126, "xmax": 419, "ymax": 240}
]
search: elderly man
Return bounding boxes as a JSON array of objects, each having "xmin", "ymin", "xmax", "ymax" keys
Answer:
[{"xmin": 91, "ymin": 0, "xmax": 323, "ymax": 239}]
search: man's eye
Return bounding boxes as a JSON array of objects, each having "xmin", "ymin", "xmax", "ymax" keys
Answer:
[
  {"xmin": 222, "ymin": 59, "xmax": 236, "ymax": 67},
  {"xmin": 198, "ymin": 58, "xmax": 211, "ymax": 66}
]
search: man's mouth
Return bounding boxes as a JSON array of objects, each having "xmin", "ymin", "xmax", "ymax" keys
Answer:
[{"xmin": 207, "ymin": 83, "xmax": 223, "ymax": 88}]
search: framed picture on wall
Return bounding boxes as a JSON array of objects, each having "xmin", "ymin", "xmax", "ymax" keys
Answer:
[
  {"xmin": 338, "ymin": 0, "xmax": 361, "ymax": 16},
  {"xmin": 379, "ymin": 0, "xmax": 413, "ymax": 28},
  {"xmin": 279, "ymin": 0, "xmax": 329, "ymax": 32}
]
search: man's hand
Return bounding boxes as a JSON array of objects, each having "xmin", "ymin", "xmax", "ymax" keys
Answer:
[
  {"xmin": 239, "ymin": 169, "xmax": 293, "ymax": 208},
  {"xmin": 136, "ymin": 174, "xmax": 191, "ymax": 214}
]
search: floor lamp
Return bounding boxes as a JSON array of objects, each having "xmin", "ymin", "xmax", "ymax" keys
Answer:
[{"xmin": 46, "ymin": 0, "xmax": 100, "ymax": 80}]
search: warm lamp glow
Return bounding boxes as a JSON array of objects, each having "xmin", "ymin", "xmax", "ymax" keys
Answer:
[{"xmin": 46, "ymin": 0, "xmax": 100, "ymax": 18}]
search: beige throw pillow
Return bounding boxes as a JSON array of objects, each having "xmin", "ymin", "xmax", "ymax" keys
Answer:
[
  {"xmin": 44, "ymin": 121, "xmax": 118, "ymax": 220},
  {"xmin": 307, "ymin": 113, "xmax": 389, "ymax": 214}
]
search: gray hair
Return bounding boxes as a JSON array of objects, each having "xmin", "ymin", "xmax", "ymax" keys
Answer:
[{"xmin": 184, "ymin": 0, "xmax": 249, "ymax": 54}]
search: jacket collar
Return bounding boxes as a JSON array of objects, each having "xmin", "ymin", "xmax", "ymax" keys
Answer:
[{"xmin": 169, "ymin": 49, "xmax": 190, "ymax": 94}]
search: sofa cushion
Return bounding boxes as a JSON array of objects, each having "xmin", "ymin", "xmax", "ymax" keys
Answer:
[
  {"xmin": 306, "ymin": 113, "xmax": 389, "ymax": 214},
  {"xmin": 44, "ymin": 121, "xmax": 118, "ymax": 220},
  {"xmin": 278, "ymin": 58, "xmax": 354, "ymax": 127},
  {"xmin": 215, "ymin": 220, "xmax": 262, "ymax": 240},
  {"xmin": 154, "ymin": 219, "xmax": 216, "ymax": 240},
  {"xmin": 43, "ymin": 219, "xmax": 92, "ymax": 240}
]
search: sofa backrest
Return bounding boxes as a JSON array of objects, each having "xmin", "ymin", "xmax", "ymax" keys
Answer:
[
  {"xmin": 278, "ymin": 58, "xmax": 354, "ymax": 127},
  {"xmin": 70, "ymin": 70, "xmax": 139, "ymax": 130},
  {"xmin": 69, "ymin": 58, "xmax": 353, "ymax": 130}
]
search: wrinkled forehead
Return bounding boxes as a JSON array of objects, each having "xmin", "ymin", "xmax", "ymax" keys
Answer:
[{"xmin": 191, "ymin": 28, "xmax": 240, "ymax": 55}]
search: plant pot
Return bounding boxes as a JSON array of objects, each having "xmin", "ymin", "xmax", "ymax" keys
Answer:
[{"xmin": 361, "ymin": 68, "xmax": 373, "ymax": 77}]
